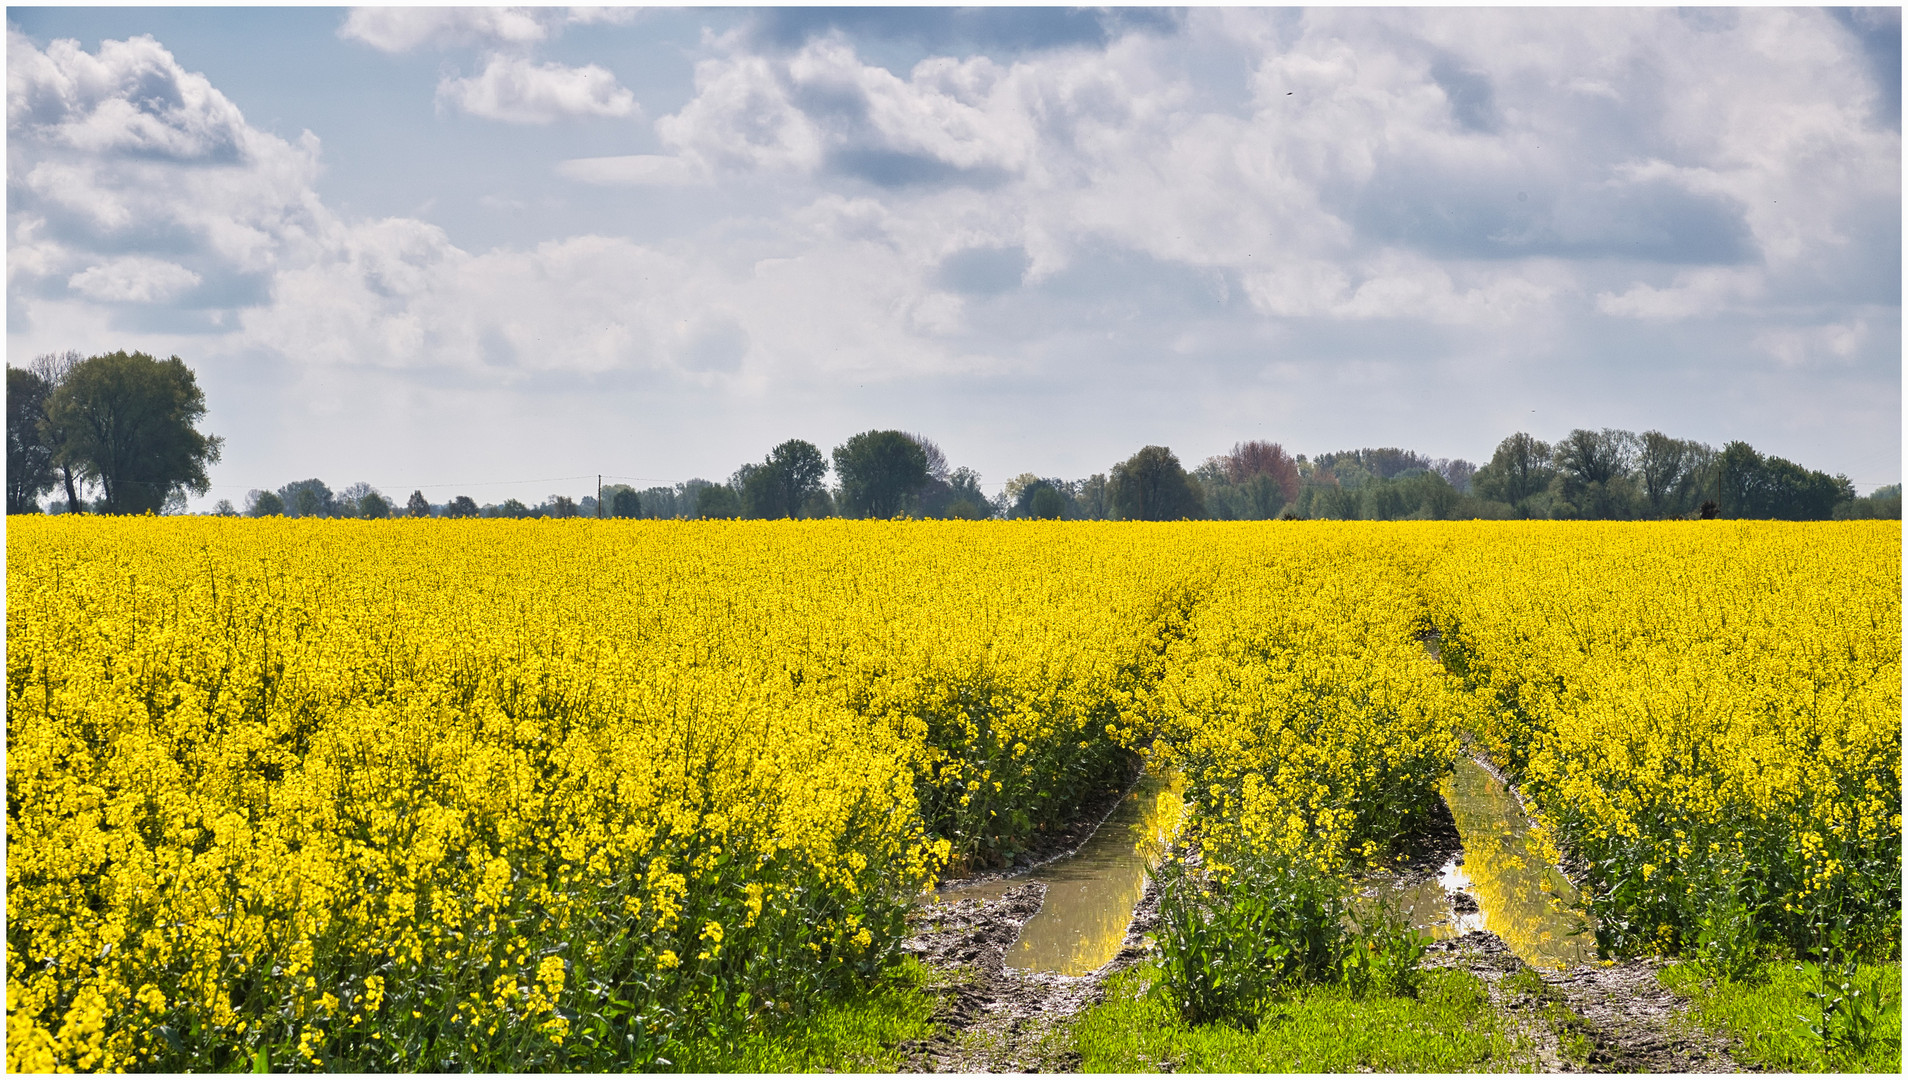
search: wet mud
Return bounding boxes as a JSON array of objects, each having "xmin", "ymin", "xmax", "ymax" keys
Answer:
[
  {"xmin": 895, "ymin": 878, "xmax": 1165, "ymax": 1072},
  {"xmin": 1425, "ymin": 931, "xmax": 1753, "ymax": 1073},
  {"xmin": 900, "ymin": 859, "xmax": 1755, "ymax": 1074},
  {"xmin": 894, "ymin": 725, "xmax": 1754, "ymax": 1071}
]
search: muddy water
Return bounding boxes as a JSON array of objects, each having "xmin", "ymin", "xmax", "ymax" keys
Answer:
[
  {"xmin": 930, "ymin": 772, "xmax": 1186, "ymax": 976},
  {"xmin": 928, "ymin": 753, "xmax": 1590, "ymax": 977},
  {"xmin": 1431, "ymin": 756, "xmax": 1596, "ymax": 968}
]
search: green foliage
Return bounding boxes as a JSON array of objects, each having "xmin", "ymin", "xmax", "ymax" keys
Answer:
[
  {"xmin": 43, "ymin": 351, "xmax": 222, "ymax": 515},
  {"xmin": 740, "ymin": 439, "xmax": 829, "ymax": 518},
  {"xmin": 1150, "ymin": 849, "xmax": 1429, "ymax": 1028},
  {"xmin": 1340, "ymin": 897, "xmax": 1431, "ymax": 1000},
  {"xmin": 1718, "ymin": 439, "xmax": 1855, "ymax": 520},
  {"xmin": 278, "ymin": 478, "xmax": 334, "ymax": 518},
  {"xmin": 672, "ymin": 957, "xmax": 937, "ymax": 1072},
  {"xmin": 1835, "ymin": 484, "xmax": 1901, "ymax": 520},
  {"xmin": 832, "ymin": 430, "xmax": 929, "ymax": 518},
  {"xmin": 920, "ymin": 465, "xmax": 990, "ymax": 519},
  {"xmin": 1661, "ymin": 959, "xmax": 1902, "ymax": 1073},
  {"xmin": 695, "ymin": 484, "xmax": 741, "ymax": 519},
  {"xmin": 1575, "ymin": 800, "xmax": 1900, "ymax": 964},
  {"xmin": 7, "ymin": 365, "xmax": 57, "ymax": 513},
  {"xmin": 1685, "ymin": 856, "xmax": 1763, "ymax": 983},
  {"xmin": 1472, "ymin": 432, "xmax": 1555, "ymax": 507},
  {"xmin": 1073, "ymin": 961, "xmax": 1530, "ymax": 1072},
  {"xmin": 1110, "ymin": 446, "xmax": 1204, "ymax": 521}
]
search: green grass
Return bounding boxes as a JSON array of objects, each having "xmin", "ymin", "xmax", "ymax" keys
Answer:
[
  {"xmin": 1071, "ymin": 961, "xmax": 1534, "ymax": 1072},
  {"xmin": 671, "ymin": 957, "xmax": 939, "ymax": 1072},
  {"xmin": 1660, "ymin": 959, "xmax": 1902, "ymax": 1073},
  {"xmin": 1498, "ymin": 966, "xmax": 1597, "ymax": 1067}
]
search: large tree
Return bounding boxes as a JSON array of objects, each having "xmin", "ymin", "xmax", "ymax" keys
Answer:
[
  {"xmin": 7, "ymin": 366, "xmax": 56, "ymax": 513},
  {"xmin": 1554, "ymin": 428, "xmax": 1636, "ymax": 489},
  {"xmin": 1636, "ymin": 431, "xmax": 1713, "ymax": 517},
  {"xmin": 29, "ymin": 351, "xmax": 88, "ymax": 512},
  {"xmin": 1222, "ymin": 440, "xmax": 1302, "ymax": 503},
  {"xmin": 44, "ymin": 351, "xmax": 221, "ymax": 515},
  {"xmin": 1109, "ymin": 445, "xmax": 1204, "ymax": 520},
  {"xmin": 278, "ymin": 479, "xmax": 335, "ymax": 519},
  {"xmin": 741, "ymin": 439, "xmax": 829, "ymax": 518},
  {"xmin": 1472, "ymin": 432, "xmax": 1555, "ymax": 506},
  {"xmin": 1718, "ymin": 441, "xmax": 1852, "ymax": 520},
  {"xmin": 832, "ymin": 430, "xmax": 929, "ymax": 518}
]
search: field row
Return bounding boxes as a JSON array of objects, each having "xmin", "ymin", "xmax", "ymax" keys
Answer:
[{"xmin": 5, "ymin": 519, "xmax": 1898, "ymax": 1071}]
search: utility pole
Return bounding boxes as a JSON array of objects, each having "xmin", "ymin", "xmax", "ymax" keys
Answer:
[{"xmin": 597, "ymin": 474, "xmax": 603, "ymax": 518}]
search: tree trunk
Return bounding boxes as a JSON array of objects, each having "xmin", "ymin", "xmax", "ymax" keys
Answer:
[{"xmin": 60, "ymin": 462, "xmax": 82, "ymax": 514}]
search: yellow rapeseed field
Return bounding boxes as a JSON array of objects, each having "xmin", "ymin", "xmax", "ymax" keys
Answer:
[
  {"xmin": 1421, "ymin": 521, "xmax": 1901, "ymax": 960},
  {"xmin": 6, "ymin": 518, "xmax": 1898, "ymax": 1071}
]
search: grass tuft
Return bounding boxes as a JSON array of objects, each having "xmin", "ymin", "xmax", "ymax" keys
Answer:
[
  {"xmin": 672, "ymin": 957, "xmax": 939, "ymax": 1073},
  {"xmin": 1660, "ymin": 959, "xmax": 1901, "ymax": 1073},
  {"xmin": 1072, "ymin": 960, "xmax": 1533, "ymax": 1072}
]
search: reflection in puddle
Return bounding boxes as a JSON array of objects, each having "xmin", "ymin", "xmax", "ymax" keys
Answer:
[
  {"xmin": 932, "ymin": 772, "xmax": 1186, "ymax": 976},
  {"xmin": 1439, "ymin": 756, "xmax": 1596, "ymax": 968},
  {"xmin": 1362, "ymin": 757, "xmax": 1595, "ymax": 968},
  {"xmin": 933, "ymin": 755, "xmax": 1592, "ymax": 977}
]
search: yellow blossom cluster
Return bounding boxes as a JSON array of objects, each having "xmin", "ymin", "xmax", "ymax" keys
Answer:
[
  {"xmin": 8, "ymin": 517, "xmax": 1895, "ymax": 1071},
  {"xmin": 5, "ymin": 517, "xmax": 1198, "ymax": 1070},
  {"xmin": 1140, "ymin": 526, "xmax": 1470, "ymax": 872},
  {"xmin": 1421, "ymin": 521, "xmax": 1901, "ymax": 958}
]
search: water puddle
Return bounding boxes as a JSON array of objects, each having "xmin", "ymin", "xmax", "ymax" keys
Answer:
[
  {"xmin": 1366, "ymin": 755, "xmax": 1595, "ymax": 969},
  {"xmin": 930, "ymin": 772, "xmax": 1186, "ymax": 976},
  {"xmin": 928, "ymin": 754, "xmax": 1590, "ymax": 977}
]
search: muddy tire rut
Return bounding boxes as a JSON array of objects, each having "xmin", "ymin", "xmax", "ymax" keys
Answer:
[
  {"xmin": 896, "ymin": 879, "xmax": 1754, "ymax": 1074},
  {"xmin": 895, "ymin": 873, "xmax": 1165, "ymax": 1073},
  {"xmin": 1424, "ymin": 931, "xmax": 1753, "ymax": 1073}
]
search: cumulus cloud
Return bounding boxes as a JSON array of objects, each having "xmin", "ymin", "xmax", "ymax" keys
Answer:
[
  {"xmin": 7, "ymin": 11, "xmax": 1897, "ymax": 491},
  {"xmin": 1753, "ymin": 320, "xmax": 1873, "ymax": 369},
  {"xmin": 436, "ymin": 54, "xmax": 636, "ymax": 123},
  {"xmin": 339, "ymin": 7, "xmax": 555, "ymax": 53},
  {"xmin": 7, "ymin": 29, "xmax": 330, "ymax": 321},
  {"xmin": 642, "ymin": 7, "xmax": 1895, "ymax": 334},
  {"xmin": 68, "ymin": 256, "xmax": 201, "ymax": 303}
]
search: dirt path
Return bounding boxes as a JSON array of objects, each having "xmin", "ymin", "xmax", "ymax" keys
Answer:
[
  {"xmin": 896, "ymin": 870, "xmax": 1754, "ymax": 1074},
  {"xmin": 892, "ymin": 740, "xmax": 1753, "ymax": 1072},
  {"xmin": 895, "ymin": 872, "xmax": 1165, "ymax": 1072},
  {"xmin": 1424, "ymin": 930, "xmax": 1754, "ymax": 1073}
]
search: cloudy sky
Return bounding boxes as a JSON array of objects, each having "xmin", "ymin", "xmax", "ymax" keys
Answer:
[{"xmin": 7, "ymin": 5, "xmax": 1901, "ymax": 507}]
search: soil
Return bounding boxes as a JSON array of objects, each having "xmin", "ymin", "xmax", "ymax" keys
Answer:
[
  {"xmin": 893, "ymin": 789, "xmax": 1760, "ymax": 1075},
  {"xmin": 1424, "ymin": 931, "xmax": 1754, "ymax": 1073},
  {"xmin": 895, "ymin": 875, "xmax": 1165, "ymax": 1072}
]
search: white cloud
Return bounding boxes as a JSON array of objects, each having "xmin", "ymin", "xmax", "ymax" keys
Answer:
[
  {"xmin": 68, "ymin": 256, "xmax": 201, "ymax": 303},
  {"xmin": 7, "ymin": 29, "xmax": 331, "ymax": 304},
  {"xmin": 437, "ymin": 54, "xmax": 636, "ymax": 124},
  {"xmin": 1753, "ymin": 319, "xmax": 1871, "ymax": 369},
  {"xmin": 338, "ymin": 7, "xmax": 555, "ymax": 53},
  {"xmin": 1594, "ymin": 268, "xmax": 1763, "ymax": 320},
  {"xmin": 339, "ymin": 6, "xmax": 638, "ymax": 53},
  {"xmin": 8, "ymin": 31, "xmax": 251, "ymax": 161},
  {"xmin": 657, "ymin": 51, "xmax": 826, "ymax": 173},
  {"xmin": 7, "ymin": 12, "xmax": 1897, "ymax": 493}
]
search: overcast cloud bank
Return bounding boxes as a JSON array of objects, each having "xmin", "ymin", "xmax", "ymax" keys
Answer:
[{"xmin": 6, "ymin": 7, "xmax": 1899, "ymax": 502}]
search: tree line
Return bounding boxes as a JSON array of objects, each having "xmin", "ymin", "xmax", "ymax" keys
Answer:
[{"xmin": 9, "ymin": 352, "xmax": 1895, "ymax": 522}]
